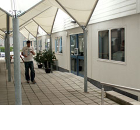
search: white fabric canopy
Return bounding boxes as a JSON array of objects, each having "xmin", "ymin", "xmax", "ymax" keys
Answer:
[
  {"xmin": 55, "ymin": 0, "xmax": 98, "ymax": 27},
  {"xmin": 0, "ymin": 30, "xmax": 5, "ymax": 37},
  {"xmin": 33, "ymin": 6, "xmax": 58, "ymax": 34},
  {"xmin": 0, "ymin": 9, "xmax": 12, "ymax": 32},
  {"xmin": 0, "ymin": 35, "xmax": 4, "ymax": 39},
  {"xmin": 24, "ymin": 21, "xmax": 38, "ymax": 37},
  {"xmin": 0, "ymin": 0, "xmax": 99, "ymax": 35},
  {"xmin": 19, "ymin": 0, "xmax": 52, "ymax": 28},
  {"xmin": 20, "ymin": 28, "xmax": 30, "ymax": 39}
]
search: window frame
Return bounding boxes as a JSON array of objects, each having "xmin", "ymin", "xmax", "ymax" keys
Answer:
[{"xmin": 98, "ymin": 27, "xmax": 126, "ymax": 65}]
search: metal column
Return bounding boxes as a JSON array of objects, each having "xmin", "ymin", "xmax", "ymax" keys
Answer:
[
  {"xmin": 13, "ymin": 16, "xmax": 22, "ymax": 105},
  {"xmin": 36, "ymin": 26, "xmax": 39, "ymax": 53},
  {"xmin": 6, "ymin": 14, "xmax": 11, "ymax": 82},
  {"xmin": 50, "ymin": 35, "xmax": 53, "ymax": 72},
  {"xmin": 5, "ymin": 34, "xmax": 9, "ymax": 69},
  {"xmin": 83, "ymin": 28, "xmax": 88, "ymax": 93},
  {"xmin": 36, "ymin": 37, "xmax": 38, "ymax": 53},
  {"xmin": 50, "ymin": 34, "xmax": 52, "ymax": 52},
  {"xmin": 4, "ymin": 35, "xmax": 8, "ymax": 68}
]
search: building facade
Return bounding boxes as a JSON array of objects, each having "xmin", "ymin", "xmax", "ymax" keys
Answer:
[{"xmin": 28, "ymin": 0, "xmax": 140, "ymax": 99}]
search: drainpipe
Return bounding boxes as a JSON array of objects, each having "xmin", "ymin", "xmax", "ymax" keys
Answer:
[{"xmin": 13, "ymin": 14, "xmax": 22, "ymax": 105}]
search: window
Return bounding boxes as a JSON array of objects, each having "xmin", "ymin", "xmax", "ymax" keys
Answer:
[
  {"xmin": 70, "ymin": 35, "xmax": 76, "ymax": 55},
  {"xmin": 98, "ymin": 28, "xmax": 125, "ymax": 62},
  {"xmin": 98, "ymin": 30, "xmax": 109, "ymax": 59},
  {"xmin": 55, "ymin": 37, "xmax": 62, "ymax": 53},
  {"xmin": 111, "ymin": 28, "xmax": 125, "ymax": 62},
  {"xmin": 70, "ymin": 34, "xmax": 84, "ymax": 56}
]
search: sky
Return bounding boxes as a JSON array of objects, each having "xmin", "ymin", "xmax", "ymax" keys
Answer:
[{"xmin": 0, "ymin": 0, "xmax": 42, "ymax": 15}]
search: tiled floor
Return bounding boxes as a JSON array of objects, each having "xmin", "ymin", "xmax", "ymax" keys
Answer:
[{"xmin": 0, "ymin": 58, "xmax": 119, "ymax": 105}]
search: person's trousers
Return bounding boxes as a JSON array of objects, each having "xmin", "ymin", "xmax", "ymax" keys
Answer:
[{"xmin": 24, "ymin": 61, "xmax": 35, "ymax": 82}]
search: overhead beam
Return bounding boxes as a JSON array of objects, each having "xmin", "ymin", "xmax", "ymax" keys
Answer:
[
  {"xmin": 51, "ymin": 8, "xmax": 58, "ymax": 34},
  {"xmin": 32, "ymin": 19, "xmax": 48, "ymax": 35},
  {"xmin": 24, "ymin": 26, "xmax": 36, "ymax": 38}
]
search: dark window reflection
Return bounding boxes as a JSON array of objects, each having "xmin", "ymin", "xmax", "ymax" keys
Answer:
[
  {"xmin": 99, "ymin": 30, "xmax": 109, "ymax": 59},
  {"xmin": 111, "ymin": 28, "xmax": 125, "ymax": 62}
]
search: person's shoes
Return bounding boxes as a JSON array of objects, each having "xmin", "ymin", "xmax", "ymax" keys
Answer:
[
  {"xmin": 27, "ymin": 80, "xmax": 30, "ymax": 83},
  {"xmin": 32, "ymin": 80, "xmax": 36, "ymax": 84}
]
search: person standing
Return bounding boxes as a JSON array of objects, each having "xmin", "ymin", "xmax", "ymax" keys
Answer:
[{"xmin": 21, "ymin": 40, "xmax": 36, "ymax": 84}]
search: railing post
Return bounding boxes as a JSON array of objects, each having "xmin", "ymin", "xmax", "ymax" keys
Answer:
[{"xmin": 101, "ymin": 85, "xmax": 104, "ymax": 105}]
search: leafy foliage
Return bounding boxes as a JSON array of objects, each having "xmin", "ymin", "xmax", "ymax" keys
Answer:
[
  {"xmin": 33, "ymin": 51, "xmax": 43, "ymax": 64},
  {"xmin": 0, "ymin": 47, "xmax": 13, "ymax": 52},
  {"xmin": 34, "ymin": 50, "xmax": 56, "ymax": 66},
  {"xmin": 42, "ymin": 50, "xmax": 56, "ymax": 64}
]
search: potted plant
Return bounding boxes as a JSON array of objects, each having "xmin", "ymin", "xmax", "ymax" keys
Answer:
[
  {"xmin": 42, "ymin": 50, "xmax": 56, "ymax": 73},
  {"xmin": 34, "ymin": 52, "xmax": 43, "ymax": 68}
]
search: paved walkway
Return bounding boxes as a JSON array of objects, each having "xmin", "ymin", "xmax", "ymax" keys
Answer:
[{"xmin": 0, "ymin": 58, "xmax": 119, "ymax": 105}]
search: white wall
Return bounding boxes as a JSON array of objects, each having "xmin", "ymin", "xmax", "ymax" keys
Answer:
[
  {"xmin": 88, "ymin": 13, "xmax": 140, "ymax": 91},
  {"xmin": 52, "ymin": 31, "xmax": 68, "ymax": 70},
  {"xmin": 40, "ymin": 12, "xmax": 140, "ymax": 99}
]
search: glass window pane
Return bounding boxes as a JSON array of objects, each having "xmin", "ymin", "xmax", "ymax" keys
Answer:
[
  {"xmin": 111, "ymin": 28, "xmax": 125, "ymax": 62},
  {"xmin": 79, "ymin": 59, "xmax": 84, "ymax": 75},
  {"xmin": 70, "ymin": 35, "xmax": 77, "ymax": 55},
  {"xmin": 57, "ymin": 38, "xmax": 59, "ymax": 52},
  {"xmin": 71, "ymin": 58, "xmax": 77, "ymax": 72},
  {"xmin": 99, "ymin": 30, "xmax": 109, "ymax": 59},
  {"xmin": 59, "ymin": 37, "xmax": 62, "ymax": 53},
  {"xmin": 78, "ymin": 34, "xmax": 84, "ymax": 56}
]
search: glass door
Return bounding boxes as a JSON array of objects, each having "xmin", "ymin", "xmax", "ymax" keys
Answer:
[{"xmin": 70, "ymin": 34, "xmax": 84, "ymax": 77}]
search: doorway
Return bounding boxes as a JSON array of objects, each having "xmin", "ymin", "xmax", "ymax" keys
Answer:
[{"xmin": 70, "ymin": 33, "xmax": 84, "ymax": 77}]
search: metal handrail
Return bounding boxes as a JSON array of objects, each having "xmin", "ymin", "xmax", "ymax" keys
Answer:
[{"xmin": 100, "ymin": 82, "xmax": 140, "ymax": 105}]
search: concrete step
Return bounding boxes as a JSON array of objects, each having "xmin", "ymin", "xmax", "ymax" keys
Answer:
[{"xmin": 106, "ymin": 91, "xmax": 140, "ymax": 105}]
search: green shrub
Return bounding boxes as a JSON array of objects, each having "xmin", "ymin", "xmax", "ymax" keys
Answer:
[{"xmin": 0, "ymin": 47, "xmax": 13, "ymax": 52}]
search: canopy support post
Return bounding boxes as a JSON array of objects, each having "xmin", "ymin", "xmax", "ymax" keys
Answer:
[
  {"xmin": 13, "ymin": 15, "xmax": 22, "ymax": 105},
  {"xmin": 50, "ymin": 34, "xmax": 52, "ymax": 52},
  {"xmin": 83, "ymin": 27, "xmax": 88, "ymax": 93},
  {"xmin": 50, "ymin": 34, "xmax": 53, "ymax": 73},
  {"xmin": 4, "ymin": 34, "xmax": 8, "ymax": 69},
  {"xmin": 6, "ymin": 14, "xmax": 11, "ymax": 82},
  {"xmin": 36, "ymin": 37, "xmax": 38, "ymax": 53},
  {"xmin": 36, "ymin": 26, "xmax": 39, "ymax": 53}
]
